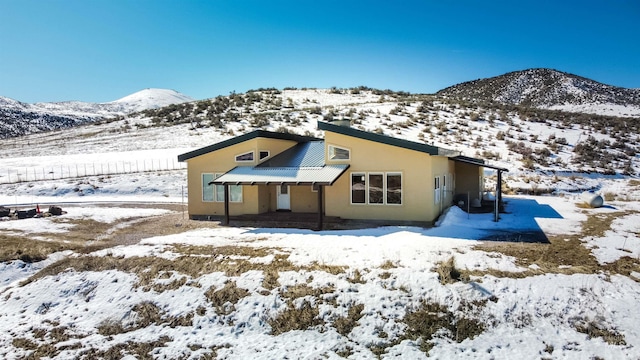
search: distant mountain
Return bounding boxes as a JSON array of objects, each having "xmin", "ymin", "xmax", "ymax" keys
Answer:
[
  {"xmin": 0, "ymin": 89, "xmax": 194, "ymax": 138},
  {"xmin": 437, "ymin": 68, "xmax": 640, "ymax": 117}
]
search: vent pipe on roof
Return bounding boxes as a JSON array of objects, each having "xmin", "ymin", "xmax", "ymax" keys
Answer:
[{"xmin": 330, "ymin": 118, "xmax": 351, "ymax": 127}]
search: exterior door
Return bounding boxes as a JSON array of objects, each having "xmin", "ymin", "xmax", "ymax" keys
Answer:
[{"xmin": 277, "ymin": 185, "xmax": 291, "ymax": 210}]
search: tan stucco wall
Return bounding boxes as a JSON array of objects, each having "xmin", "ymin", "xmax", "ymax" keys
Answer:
[
  {"xmin": 454, "ymin": 162, "xmax": 483, "ymax": 202},
  {"xmin": 323, "ymin": 131, "xmax": 445, "ymax": 222},
  {"xmin": 183, "ymin": 138, "xmax": 298, "ymax": 216},
  {"xmin": 266, "ymin": 185, "xmax": 319, "ymax": 213}
]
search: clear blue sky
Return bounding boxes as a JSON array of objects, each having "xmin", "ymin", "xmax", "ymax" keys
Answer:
[{"xmin": 1, "ymin": 0, "xmax": 639, "ymax": 103}]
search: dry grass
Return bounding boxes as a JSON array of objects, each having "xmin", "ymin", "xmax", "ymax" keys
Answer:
[
  {"xmin": 268, "ymin": 300, "xmax": 322, "ymax": 335},
  {"xmin": 572, "ymin": 317, "xmax": 627, "ymax": 345},
  {"xmin": 205, "ymin": 281, "xmax": 250, "ymax": 316},
  {"xmin": 402, "ymin": 300, "xmax": 486, "ymax": 354},
  {"xmin": 0, "ymin": 207, "xmax": 218, "ymax": 264},
  {"xmin": 98, "ymin": 301, "xmax": 193, "ymax": 336},
  {"xmin": 280, "ymin": 283, "xmax": 336, "ymax": 301},
  {"xmin": 0, "ymin": 234, "xmax": 79, "ymax": 263},
  {"xmin": 471, "ymin": 209, "xmax": 640, "ymax": 279},
  {"xmin": 333, "ymin": 303, "xmax": 365, "ymax": 336},
  {"xmin": 78, "ymin": 335, "xmax": 172, "ymax": 360},
  {"xmin": 436, "ymin": 257, "xmax": 468, "ymax": 284}
]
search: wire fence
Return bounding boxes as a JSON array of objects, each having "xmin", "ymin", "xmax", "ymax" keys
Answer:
[{"xmin": 0, "ymin": 158, "xmax": 186, "ymax": 184}]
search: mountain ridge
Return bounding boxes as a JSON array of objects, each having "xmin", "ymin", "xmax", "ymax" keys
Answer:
[
  {"xmin": 436, "ymin": 68, "xmax": 640, "ymax": 117},
  {"xmin": 0, "ymin": 88, "xmax": 193, "ymax": 138}
]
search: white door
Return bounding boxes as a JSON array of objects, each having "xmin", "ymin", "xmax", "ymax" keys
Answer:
[{"xmin": 277, "ymin": 185, "xmax": 291, "ymax": 210}]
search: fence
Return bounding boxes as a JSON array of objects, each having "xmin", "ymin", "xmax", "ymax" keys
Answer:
[{"xmin": 0, "ymin": 158, "xmax": 186, "ymax": 184}]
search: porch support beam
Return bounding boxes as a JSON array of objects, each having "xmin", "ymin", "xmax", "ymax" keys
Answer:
[
  {"xmin": 224, "ymin": 184, "xmax": 230, "ymax": 225},
  {"xmin": 317, "ymin": 185, "xmax": 324, "ymax": 231},
  {"xmin": 494, "ymin": 170, "xmax": 503, "ymax": 222}
]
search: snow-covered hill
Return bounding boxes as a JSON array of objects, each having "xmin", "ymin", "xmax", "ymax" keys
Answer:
[
  {"xmin": 437, "ymin": 68, "xmax": 640, "ymax": 117},
  {"xmin": 0, "ymin": 89, "xmax": 194, "ymax": 138}
]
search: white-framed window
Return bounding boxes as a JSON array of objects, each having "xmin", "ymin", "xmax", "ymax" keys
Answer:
[
  {"xmin": 202, "ymin": 173, "xmax": 215, "ymax": 202},
  {"xmin": 259, "ymin": 150, "xmax": 270, "ymax": 161},
  {"xmin": 434, "ymin": 176, "xmax": 441, "ymax": 204},
  {"xmin": 443, "ymin": 174, "xmax": 448, "ymax": 193},
  {"xmin": 386, "ymin": 173, "xmax": 402, "ymax": 205},
  {"xmin": 351, "ymin": 173, "xmax": 366, "ymax": 204},
  {"xmin": 328, "ymin": 144, "xmax": 350, "ymax": 160},
  {"xmin": 211, "ymin": 173, "xmax": 243, "ymax": 203},
  {"xmin": 350, "ymin": 171, "xmax": 403, "ymax": 205},
  {"xmin": 368, "ymin": 173, "xmax": 384, "ymax": 204},
  {"xmin": 235, "ymin": 151, "xmax": 254, "ymax": 162}
]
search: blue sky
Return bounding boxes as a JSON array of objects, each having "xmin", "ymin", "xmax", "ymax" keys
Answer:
[{"xmin": 1, "ymin": 0, "xmax": 638, "ymax": 103}]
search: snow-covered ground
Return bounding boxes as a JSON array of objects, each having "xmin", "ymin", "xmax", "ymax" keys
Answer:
[{"xmin": 1, "ymin": 183, "xmax": 639, "ymax": 359}]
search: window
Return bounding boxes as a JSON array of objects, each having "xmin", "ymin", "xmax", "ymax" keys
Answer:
[
  {"xmin": 434, "ymin": 176, "xmax": 441, "ymax": 204},
  {"xmin": 368, "ymin": 173, "xmax": 383, "ymax": 204},
  {"xmin": 386, "ymin": 173, "xmax": 402, "ymax": 205},
  {"xmin": 235, "ymin": 151, "xmax": 254, "ymax": 162},
  {"xmin": 443, "ymin": 174, "xmax": 448, "ymax": 193},
  {"xmin": 212, "ymin": 173, "xmax": 243, "ymax": 203},
  {"xmin": 328, "ymin": 145, "xmax": 350, "ymax": 160},
  {"xmin": 202, "ymin": 173, "xmax": 214, "ymax": 202},
  {"xmin": 350, "ymin": 172, "xmax": 403, "ymax": 205},
  {"xmin": 259, "ymin": 150, "xmax": 270, "ymax": 161},
  {"xmin": 351, "ymin": 173, "xmax": 366, "ymax": 204}
]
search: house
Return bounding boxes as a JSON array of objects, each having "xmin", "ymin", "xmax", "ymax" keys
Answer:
[{"xmin": 177, "ymin": 121, "xmax": 508, "ymax": 229}]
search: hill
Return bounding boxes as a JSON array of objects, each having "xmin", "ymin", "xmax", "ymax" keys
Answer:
[
  {"xmin": 437, "ymin": 68, "xmax": 640, "ymax": 117},
  {"xmin": 0, "ymin": 89, "xmax": 193, "ymax": 138}
]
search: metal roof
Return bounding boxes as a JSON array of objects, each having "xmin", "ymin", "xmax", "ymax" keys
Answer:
[
  {"xmin": 317, "ymin": 121, "xmax": 443, "ymax": 156},
  {"xmin": 212, "ymin": 164, "xmax": 350, "ymax": 186},
  {"xmin": 177, "ymin": 130, "xmax": 321, "ymax": 162},
  {"xmin": 450, "ymin": 155, "xmax": 509, "ymax": 172},
  {"xmin": 257, "ymin": 141, "xmax": 325, "ymax": 168}
]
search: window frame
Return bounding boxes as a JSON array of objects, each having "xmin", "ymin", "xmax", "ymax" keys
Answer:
[
  {"xmin": 350, "ymin": 172, "xmax": 366, "ymax": 204},
  {"xmin": 434, "ymin": 176, "xmax": 441, "ymax": 204},
  {"xmin": 235, "ymin": 151, "xmax": 255, "ymax": 163},
  {"xmin": 385, "ymin": 172, "xmax": 403, "ymax": 205},
  {"xmin": 328, "ymin": 144, "xmax": 351, "ymax": 161},
  {"xmin": 349, "ymin": 171, "xmax": 403, "ymax": 206},
  {"xmin": 202, "ymin": 173, "xmax": 215, "ymax": 202},
  {"xmin": 212, "ymin": 173, "xmax": 243, "ymax": 203},
  {"xmin": 367, "ymin": 172, "xmax": 384, "ymax": 205},
  {"xmin": 259, "ymin": 150, "xmax": 270, "ymax": 161}
]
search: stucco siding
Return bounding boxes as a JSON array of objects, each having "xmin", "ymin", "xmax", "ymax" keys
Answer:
[
  {"xmin": 323, "ymin": 131, "xmax": 434, "ymax": 222},
  {"xmin": 184, "ymin": 138, "xmax": 298, "ymax": 216},
  {"xmin": 454, "ymin": 162, "xmax": 483, "ymax": 202}
]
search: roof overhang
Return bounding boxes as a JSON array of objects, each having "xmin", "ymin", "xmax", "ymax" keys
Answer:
[
  {"xmin": 211, "ymin": 164, "xmax": 350, "ymax": 186},
  {"xmin": 450, "ymin": 156, "xmax": 509, "ymax": 172}
]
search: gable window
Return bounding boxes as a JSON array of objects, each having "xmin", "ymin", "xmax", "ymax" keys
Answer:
[
  {"xmin": 259, "ymin": 150, "xmax": 270, "ymax": 161},
  {"xmin": 202, "ymin": 173, "xmax": 215, "ymax": 202},
  {"xmin": 329, "ymin": 145, "xmax": 350, "ymax": 160},
  {"xmin": 434, "ymin": 176, "xmax": 441, "ymax": 204},
  {"xmin": 386, "ymin": 173, "xmax": 402, "ymax": 205},
  {"xmin": 235, "ymin": 151, "xmax": 254, "ymax": 162},
  {"xmin": 351, "ymin": 173, "xmax": 366, "ymax": 204},
  {"xmin": 368, "ymin": 173, "xmax": 384, "ymax": 204}
]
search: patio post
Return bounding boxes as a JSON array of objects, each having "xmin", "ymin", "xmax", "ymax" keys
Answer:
[
  {"xmin": 494, "ymin": 170, "xmax": 502, "ymax": 222},
  {"xmin": 224, "ymin": 184, "xmax": 230, "ymax": 225},
  {"xmin": 317, "ymin": 185, "xmax": 324, "ymax": 231}
]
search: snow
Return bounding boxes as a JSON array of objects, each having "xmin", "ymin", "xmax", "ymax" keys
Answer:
[
  {"xmin": 1, "ymin": 186, "xmax": 639, "ymax": 358},
  {"xmin": 0, "ymin": 88, "xmax": 639, "ymax": 358},
  {"xmin": 110, "ymin": 88, "xmax": 195, "ymax": 112}
]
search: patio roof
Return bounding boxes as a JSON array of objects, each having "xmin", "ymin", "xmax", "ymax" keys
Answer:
[
  {"xmin": 450, "ymin": 155, "xmax": 509, "ymax": 172},
  {"xmin": 212, "ymin": 138, "xmax": 349, "ymax": 186},
  {"xmin": 212, "ymin": 164, "xmax": 350, "ymax": 186}
]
